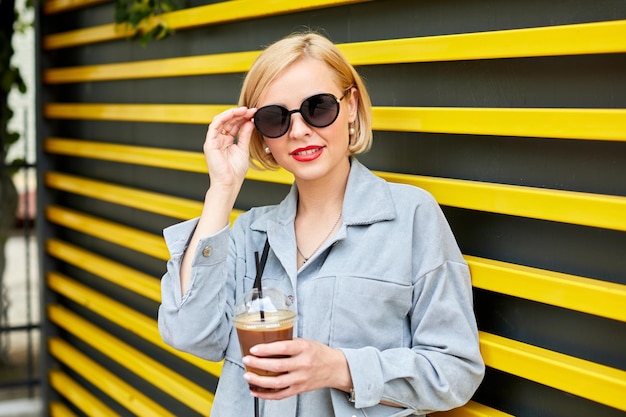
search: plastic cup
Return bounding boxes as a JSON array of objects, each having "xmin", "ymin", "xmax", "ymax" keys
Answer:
[{"xmin": 234, "ymin": 288, "xmax": 296, "ymax": 392}]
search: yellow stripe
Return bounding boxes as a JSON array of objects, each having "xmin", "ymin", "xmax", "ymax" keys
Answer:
[
  {"xmin": 428, "ymin": 400, "xmax": 514, "ymax": 417},
  {"xmin": 44, "ymin": 24, "xmax": 130, "ymax": 50},
  {"xmin": 162, "ymin": 0, "xmax": 371, "ymax": 29},
  {"xmin": 44, "ymin": 51, "xmax": 261, "ymax": 83},
  {"xmin": 49, "ymin": 401, "xmax": 79, "ymax": 417},
  {"xmin": 45, "ymin": 170, "xmax": 244, "ymax": 224},
  {"xmin": 372, "ymin": 107, "xmax": 626, "ymax": 141},
  {"xmin": 45, "ymin": 137, "xmax": 207, "ymax": 172},
  {"xmin": 376, "ymin": 171, "xmax": 626, "ymax": 232},
  {"xmin": 43, "ymin": 0, "xmax": 368, "ymax": 15},
  {"xmin": 44, "ymin": 139, "xmax": 626, "ymax": 231},
  {"xmin": 245, "ymin": 165, "xmax": 294, "ymax": 185},
  {"xmin": 46, "ymin": 171, "xmax": 204, "ymax": 220},
  {"xmin": 43, "ymin": 0, "xmax": 371, "ymax": 49},
  {"xmin": 43, "ymin": 104, "xmax": 626, "ymax": 142},
  {"xmin": 46, "ymin": 238, "xmax": 161, "ymax": 302},
  {"xmin": 47, "ymin": 271, "xmax": 223, "ymax": 377},
  {"xmin": 48, "ymin": 304, "xmax": 215, "ymax": 413},
  {"xmin": 341, "ymin": 19, "xmax": 626, "ymax": 65},
  {"xmin": 49, "ymin": 337, "xmax": 176, "ymax": 417},
  {"xmin": 480, "ymin": 331, "xmax": 626, "ymax": 411},
  {"xmin": 467, "ymin": 256, "xmax": 626, "ymax": 323},
  {"xmin": 49, "ymin": 370, "xmax": 118, "ymax": 417},
  {"xmin": 45, "ymin": 205, "xmax": 169, "ymax": 260},
  {"xmin": 44, "ymin": 103, "xmax": 229, "ymax": 124},
  {"xmin": 44, "ymin": 0, "xmax": 111, "ymax": 14}
]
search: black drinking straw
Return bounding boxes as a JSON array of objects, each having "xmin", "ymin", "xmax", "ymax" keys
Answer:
[
  {"xmin": 254, "ymin": 251, "xmax": 265, "ymax": 321},
  {"xmin": 252, "ymin": 239, "xmax": 270, "ymax": 417},
  {"xmin": 253, "ymin": 251, "xmax": 263, "ymax": 417}
]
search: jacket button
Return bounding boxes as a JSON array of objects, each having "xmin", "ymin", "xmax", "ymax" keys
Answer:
[{"xmin": 202, "ymin": 246, "xmax": 212, "ymax": 257}]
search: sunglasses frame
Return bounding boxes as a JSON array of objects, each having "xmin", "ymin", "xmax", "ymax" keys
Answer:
[{"xmin": 254, "ymin": 90, "xmax": 350, "ymax": 138}]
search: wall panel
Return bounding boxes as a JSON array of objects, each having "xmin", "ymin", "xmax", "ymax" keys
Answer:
[{"xmin": 38, "ymin": 0, "xmax": 626, "ymax": 416}]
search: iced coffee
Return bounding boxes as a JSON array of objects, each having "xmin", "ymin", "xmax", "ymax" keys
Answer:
[{"xmin": 234, "ymin": 288, "xmax": 295, "ymax": 392}]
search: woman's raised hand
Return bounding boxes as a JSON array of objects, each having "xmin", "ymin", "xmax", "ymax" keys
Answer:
[{"xmin": 204, "ymin": 106, "xmax": 257, "ymax": 189}]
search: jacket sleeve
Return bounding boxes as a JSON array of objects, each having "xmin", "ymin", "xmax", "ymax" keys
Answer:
[{"xmin": 157, "ymin": 218, "xmax": 235, "ymax": 361}]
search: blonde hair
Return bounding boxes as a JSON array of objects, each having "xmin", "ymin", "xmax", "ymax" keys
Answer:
[{"xmin": 239, "ymin": 31, "xmax": 373, "ymax": 170}]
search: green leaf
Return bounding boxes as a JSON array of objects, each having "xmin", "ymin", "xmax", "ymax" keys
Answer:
[{"xmin": 114, "ymin": 0, "xmax": 185, "ymax": 45}]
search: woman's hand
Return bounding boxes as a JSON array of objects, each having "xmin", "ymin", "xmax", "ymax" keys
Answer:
[
  {"xmin": 204, "ymin": 106, "xmax": 257, "ymax": 190},
  {"xmin": 241, "ymin": 338, "xmax": 353, "ymax": 400}
]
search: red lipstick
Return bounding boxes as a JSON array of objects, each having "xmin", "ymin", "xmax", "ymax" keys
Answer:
[{"xmin": 290, "ymin": 146, "xmax": 324, "ymax": 162}]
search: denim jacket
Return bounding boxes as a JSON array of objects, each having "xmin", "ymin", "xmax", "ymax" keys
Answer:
[{"xmin": 158, "ymin": 159, "xmax": 484, "ymax": 416}]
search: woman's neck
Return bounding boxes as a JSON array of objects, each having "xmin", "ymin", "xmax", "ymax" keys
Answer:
[{"xmin": 295, "ymin": 159, "xmax": 350, "ymax": 217}]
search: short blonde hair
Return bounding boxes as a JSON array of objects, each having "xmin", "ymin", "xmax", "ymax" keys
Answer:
[{"xmin": 239, "ymin": 32, "xmax": 373, "ymax": 170}]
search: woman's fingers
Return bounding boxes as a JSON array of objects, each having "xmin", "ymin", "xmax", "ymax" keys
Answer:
[
  {"xmin": 235, "ymin": 117, "xmax": 255, "ymax": 151},
  {"xmin": 209, "ymin": 107, "xmax": 256, "ymax": 141}
]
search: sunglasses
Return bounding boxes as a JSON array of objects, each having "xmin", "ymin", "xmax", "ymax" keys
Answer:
[{"xmin": 254, "ymin": 90, "xmax": 350, "ymax": 138}]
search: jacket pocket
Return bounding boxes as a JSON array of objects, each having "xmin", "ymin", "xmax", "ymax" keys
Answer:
[{"xmin": 330, "ymin": 275, "xmax": 413, "ymax": 349}]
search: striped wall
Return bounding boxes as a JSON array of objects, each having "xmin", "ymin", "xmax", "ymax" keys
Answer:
[{"xmin": 37, "ymin": 1, "xmax": 626, "ymax": 416}]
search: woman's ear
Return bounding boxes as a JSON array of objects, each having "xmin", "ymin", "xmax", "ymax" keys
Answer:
[{"xmin": 347, "ymin": 87, "xmax": 359, "ymax": 123}]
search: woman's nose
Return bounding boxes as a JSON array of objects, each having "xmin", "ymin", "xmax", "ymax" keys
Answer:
[{"xmin": 288, "ymin": 113, "xmax": 312, "ymax": 139}]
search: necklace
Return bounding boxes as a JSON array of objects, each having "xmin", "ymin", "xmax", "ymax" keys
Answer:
[{"xmin": 296, "ymin": 212, "xmax": 343, "ymax": 264}]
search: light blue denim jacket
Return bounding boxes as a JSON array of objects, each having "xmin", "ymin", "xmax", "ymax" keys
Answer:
[{"xmin": 158, "ymin": 159, "xmax": 484, "ymax": 417}]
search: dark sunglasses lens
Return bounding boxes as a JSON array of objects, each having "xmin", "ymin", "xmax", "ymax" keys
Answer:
[
  {"xmin": 254, "ymin": 93, "xmax": 341, "ymax": 138},
  {"xmin": 254, "ymin": 106, "xmax": 289, "ymax": 138},
  {"xmin": 301, "ymin": 94, "xmax": 339, "ymax": 127}
]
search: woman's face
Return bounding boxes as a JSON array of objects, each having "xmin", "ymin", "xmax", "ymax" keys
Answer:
[{"xmin": 256, "ymin": 58, "xmax": 358, "ymax": 183}]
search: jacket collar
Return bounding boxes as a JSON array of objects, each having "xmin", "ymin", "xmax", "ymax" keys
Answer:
[{"xmin": 251, "ymin": 158, "xmax": 396, "ymax": 233}]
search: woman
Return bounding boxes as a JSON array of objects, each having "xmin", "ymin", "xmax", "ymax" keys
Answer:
[{"xmin": 158, "ymin": 32, "xmax": 484, "ymax": 416}]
